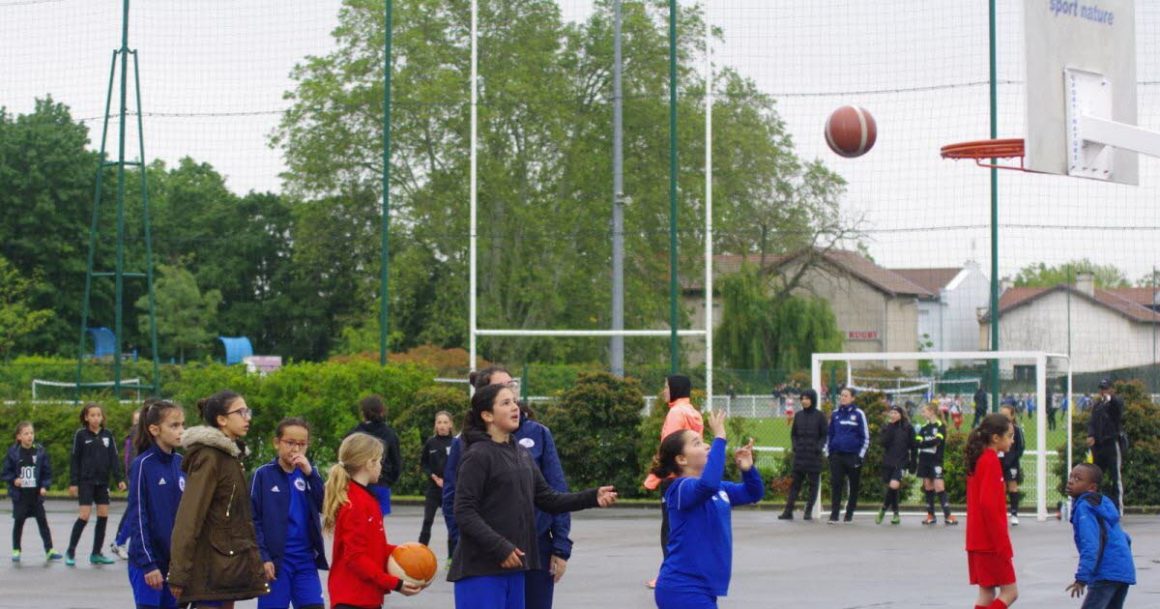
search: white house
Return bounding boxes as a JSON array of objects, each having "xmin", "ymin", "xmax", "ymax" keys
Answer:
[
  {"xmin": 893, "ymin": 261, "xmax": 991, "ymax": 371},
  {"xmin": 980, "ymin": 274, "xmax": 1160, "ymax": 375}
]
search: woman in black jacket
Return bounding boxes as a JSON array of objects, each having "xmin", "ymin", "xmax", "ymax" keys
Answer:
[
  {"xmin": 876, "ymin": 405, "xmax": 913, "ymax": 526},
  {"xmin": 347, "ymin": 395, "xmax": 402, "ymax": 516},
  {"xmin": 449, "ymin": 383, "xmax": 618, "ymax": 609},
  {"xmin": 418, "ymin": 410, "xmax": 455, "ymax": 557},
  {"xmin": 779, "ymin": 389, "xmax": 827, "ymax": 520}
]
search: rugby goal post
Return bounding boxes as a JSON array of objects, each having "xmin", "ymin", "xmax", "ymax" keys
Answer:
[{"xmin": 810, "ymin": 351, "xmax": 1073, "ymax": 522}]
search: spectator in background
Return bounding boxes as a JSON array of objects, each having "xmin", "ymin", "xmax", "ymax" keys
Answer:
[
  {"xmin": 347, "ymin": 395, "xmax": 402, "ymax": 517},
  {"xmin": 1086, "ymin": 380, "xmax": 1126, "ymax": 512},
  {"xmin": 973, "ymin": 385, "xmax": 989, "ymax": 428}
]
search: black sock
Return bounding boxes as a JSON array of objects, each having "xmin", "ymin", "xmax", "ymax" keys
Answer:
[
  {"xmin": 891, "ymin": 489, "xmax": 900, "ymax": 515},
  {"xmin": 938, "ymin": 491, "xmax": 951, "ymax": 517},
  {"xmin": 925, "ymin": 490, "xmax": 936, "ymax": 514},
  {"xmin": 882, "ymin": 488, "xmax": 892, "ymax": 510},
  {"xmin": 1010, "ymin": 492, "xmax": 1021, "ymax": 515},
  {"xmin": 93, "ymin": 516, "xmax": 108, "ymax": 555},
  {"xmin": 68, "ymin": 518, "xmax": 88, "ymax": 555}
]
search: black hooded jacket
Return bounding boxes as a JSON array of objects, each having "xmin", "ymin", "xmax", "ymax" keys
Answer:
[
  {"xmin": 790, "ymin": 390, "xmax": 827, "ymax": 473},
  {"xmin": 880, "ymin": 421, "xmax": 913, "ymax": 469}
]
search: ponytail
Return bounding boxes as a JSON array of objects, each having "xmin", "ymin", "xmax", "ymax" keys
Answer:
[
  {"xmin": 648, "ymin": 430, "xmax": 693, "ymax": 480},
  {"xmin": 322, "ymin": 432, "xmax": 384, "ymax": 533},
  {"xmin": 135, "ymin": 399, "xmax": 183, "ymax": 454},
  {"xmin": 965, "ymin": 413, "xmax": 1011, "ymax": 475}
]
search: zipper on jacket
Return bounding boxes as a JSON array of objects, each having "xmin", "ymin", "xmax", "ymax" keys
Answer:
[{"xmin": 225, "ymin": 483, "xmax": 236, "ymax": 518}]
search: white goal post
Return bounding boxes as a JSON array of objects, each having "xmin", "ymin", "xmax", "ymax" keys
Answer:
[{"xmin": 810, "ymin": 350, "xmax": 1073, "ymax": 522}]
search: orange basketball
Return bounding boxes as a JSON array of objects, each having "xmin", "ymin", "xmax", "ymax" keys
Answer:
[
  {"xmin": 387, "ymin": 542, "xmax": 438, "ymax": 586},
  {"xmin": 824, "ymin": 105, "xmax": 877, "ymax": 158}
]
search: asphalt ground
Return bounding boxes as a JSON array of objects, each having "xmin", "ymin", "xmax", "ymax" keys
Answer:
[{"xmin": 1, "ymin": 500, "xmax": 1156, "ymax": 609}]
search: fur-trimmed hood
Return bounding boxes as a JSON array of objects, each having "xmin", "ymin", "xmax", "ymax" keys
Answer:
[{"xmin": 181, "ymin": 425, "xmax": 244, "ymax": 457}]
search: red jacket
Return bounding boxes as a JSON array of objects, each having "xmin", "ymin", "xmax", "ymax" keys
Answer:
[
  {"xmin": 965, "ymin": 448, "xmax": 1012, "ymax": 557},
  {"xmin": 329, "ymin": 482, "xmax": 401, "ymax": 608}
]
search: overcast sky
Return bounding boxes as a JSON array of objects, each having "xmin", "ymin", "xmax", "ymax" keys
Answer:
[{"xmin": 3, "ymin": 0, "xmax": 1159, "ymax": 281}]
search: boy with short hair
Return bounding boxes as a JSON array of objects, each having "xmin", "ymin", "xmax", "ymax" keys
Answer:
[{"xmin": 1065, "ymin": 463, "xmax": 1135, "ymax": 609}]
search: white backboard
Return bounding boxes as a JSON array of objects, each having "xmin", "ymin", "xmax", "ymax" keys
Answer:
[{"xmin": 1024, "ymin": 0, "xmax": 1137, "ymax": 184}]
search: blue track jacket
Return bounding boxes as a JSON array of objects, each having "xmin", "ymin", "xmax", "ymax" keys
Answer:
[
  {"xmin": 250, "ymin": 459, "xmax": 328, "ymax": 570},
  {"xmin": 443, "ymin": 414, "xmax": 573, "ymax": 567},
  {"xmin": 658, "ymin": 438, "xmax": 763, "ymax": 597},
  {"xmin": 826, "ymin": 404, "xmax": 870, "ymax": 458},
  {"xmin": 123, "ymin": 446, "xmax": 184, "ymax": 574},
  {"xmin": 1071, "ymin": 492, "xmax": 1135, "ymax": 585},
  {"xmin": 2, "ymin": 443, "xmax": 52, "ymax": 504}
]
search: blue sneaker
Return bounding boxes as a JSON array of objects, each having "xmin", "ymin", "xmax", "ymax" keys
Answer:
[
  {"xmin": 11, "ymin": 549, "xmax": 20, "ymax": 562},
  {"xmin": 64, "ymin": 552, "xmax": 76, "ymax": 567},
  {"xmin": 90, "ymin": 553, "xmax": 115, "ymax": 565},
  {"xmin": 46, "ymin": 549, "xmax": 63, "ymax": 561}
]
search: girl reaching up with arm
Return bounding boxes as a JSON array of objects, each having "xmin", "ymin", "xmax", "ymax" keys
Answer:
[{"xmin": 653, "ymin": 410, "xmax": 764, "ymax": 609}]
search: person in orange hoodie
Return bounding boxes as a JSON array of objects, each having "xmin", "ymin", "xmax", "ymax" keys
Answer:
[{"xmin": 643, "ymin": 375, "xmax": 703, "ymax": 589}]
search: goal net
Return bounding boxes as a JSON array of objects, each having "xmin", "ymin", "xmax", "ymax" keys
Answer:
[
  {"xmin": 812, "ymin": 350, "xmax": 1074, "ymax": 522},
  {"xmin": 31, "ymin": 378, "xmax": 146, "ymax": 402}
]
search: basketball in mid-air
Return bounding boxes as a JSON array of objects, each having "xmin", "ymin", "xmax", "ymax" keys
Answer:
[
  {"xmin": 824, "ymin": 105, "xmax": 877, "ymax": 158},
  {"xmin": 387, "ymin": 542, "xmax": 438, "ymax": 586}
]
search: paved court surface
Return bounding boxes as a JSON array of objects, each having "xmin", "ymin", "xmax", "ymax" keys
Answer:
[{"xmin": 1, "ymin": 500, "xmax": 1156, "ymax": 608}]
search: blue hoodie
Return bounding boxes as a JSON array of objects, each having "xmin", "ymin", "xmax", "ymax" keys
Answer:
[
  {"xmin": 1, "ymin": 443, "xmax": 52, "ymax": 504},
  {"xmin": 442, "ymin": 414, "xmax": 573, "ymax": 567},
  {"xmin": 123, "ymin": 445, "xmax": 185, "ymax": 574},
  {"xmin": 826, "ymin": 404, "xmax": 870, "ymax": 458},
  {"xmin": 1071, "ymin": 492, "xmax": 1135, "ymax": 585},
  {"xmin": 658, "ymin": 438, "xmax": 764, "ymax": 597},
  {"xmin": 250, "ymin": 458, "xmax": 328, "ymax": 570}
]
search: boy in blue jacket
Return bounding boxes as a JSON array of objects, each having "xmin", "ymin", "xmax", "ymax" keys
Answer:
[
  {"xmin": 123, "ymin": 400, "xmax": 186, "ymax": 608},
  {"xmin": 825, "ymin": 387, "xmax": 869, "ymax": 523},
  {"xmin": 250, "ymin": 418, "xmax": 327, "ymax": 609},
  {"xmin": 1065, "ymin": 463, "xmax": 1135, "ymax": 609},
  {"xmin": 2, "ymin": 422, "xmax": 61, "ymax": 562}
]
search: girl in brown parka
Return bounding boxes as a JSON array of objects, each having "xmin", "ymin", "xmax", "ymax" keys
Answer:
[{"xmin": 168, "ymin": 391, "xmax": 268, "ymax": 608}]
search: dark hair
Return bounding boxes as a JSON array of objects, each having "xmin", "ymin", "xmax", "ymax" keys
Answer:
[
  {"xmin": 839, "ymin": 386, "xmax": 856, "ymax": 398},
  {"xmin": 79, "ymin": 402, "xmax": 105, "ymax": 428},
  {"xmin": 888, "ymin": 405, "xmax": 911, "ymax": 429},
  {"xmin": 359, "ymin": 395, "xmax": 387, "ymax": 423},
  {"xmin": 518, "ymin": 399, "xmax": 536, "ymax": 421},
  {"xmin": 1075, "ymin": 462, "xmax": 1103, "ymax": 488},
  {"xmin": 469, "ymin": 366, "xmax": 510, "ymax": 390},
  {"xmin": 462, "ymin": 383, "xmax": 512, "ymax": 444},
  {"xmin": 135, "ymin": 399, "xmax": 184, "ymax": 454},
  {"xmin": 965, "ymin": 413, "xmax": 1011, "ymax": 475},
  {"xmin": 649, "ymin": 429, "xmax": 696, "ymax": 479},
  {"xmin": 275, "ymin": 417, "xmax": 311, "ymax": 439},
  {"xmin": 13, "ymin": 421, "xmax": 33, "ymax": 441},
  {"xmin": 197, "ymin": 390, "xmax": 242, "ymax": 429}
]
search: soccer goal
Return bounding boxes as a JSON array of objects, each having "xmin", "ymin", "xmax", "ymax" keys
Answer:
[
  {"xmin": 31, "ymin": 378, "xmax": 146, "ymax": 402},
  {"xmin": 811, "ymin": 351, "xmax": 1073, "ymax": 522}
]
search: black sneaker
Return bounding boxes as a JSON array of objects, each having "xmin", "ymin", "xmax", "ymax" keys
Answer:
[
  {"xmin": 803, "ymin": 513, "xmax": 813, "ymax": 521},
  {"xmin": 777, "ymin": 512, "xmax": 793, "ymax": 521},
  {"xmin": 826, "ymin": 517, "xmax": 840, "ymax": 525}
]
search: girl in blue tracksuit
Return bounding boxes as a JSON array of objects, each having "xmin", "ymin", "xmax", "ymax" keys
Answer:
[
  {"xmin": 250, "ymin": 418, "xmax": 327, "ymax": 609},
  {"xmin": 653, "ymin": 410, "xmax": 763, "ymax": 609},
  {"xmin": 123, "ymin": 399, "xmax": 186, "ymax": 609}
]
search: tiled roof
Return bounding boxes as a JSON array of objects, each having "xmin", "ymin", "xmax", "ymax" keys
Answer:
[
  {"xmin": 891, "ymin": 267, "xmax": 962, "ymax": 293},
  {"xmin": 983, "ymin": 285, "xmax": 1160, "ymax": 323},
  {"xmin": 684, "ymin": 249, "xmax": 934, "ymax": 298}
]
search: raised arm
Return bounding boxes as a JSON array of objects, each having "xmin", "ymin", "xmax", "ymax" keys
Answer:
[{"xmin": 670, "ymin": 437, "xmax": 727, "ymax": 511}]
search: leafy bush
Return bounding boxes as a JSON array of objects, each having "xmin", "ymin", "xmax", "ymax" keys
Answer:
[
  {"xmin": 539, "ymin": 371, "xmax": 648, "ymax": 498},
  {"xmin": 390, "ymin": 385, "xmax": 468, "ymax": 495}
]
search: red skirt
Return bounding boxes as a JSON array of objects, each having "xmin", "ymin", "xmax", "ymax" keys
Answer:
[{"xmin": 968, "ymin": 551, "xmax": 1016, "ymax": 587}]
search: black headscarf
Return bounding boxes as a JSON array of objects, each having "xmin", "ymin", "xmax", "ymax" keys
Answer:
[
  {"xmin": 800, "ymin": 388, "xmax": 818, "ymax": 408},
  {"xmin": 666, "ymin": 374, "xmax": 692, "ymax": 401}
]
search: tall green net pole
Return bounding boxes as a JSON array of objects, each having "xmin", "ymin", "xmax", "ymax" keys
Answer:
[
  {"xmin": 379, "ymin": 0, "xmax": 393, "ymax": 366},
  {"xmin": 667, "ymin": 0, "xmax": 679, "ymax": 373},
  {"xmin": 988, "ymin": 0, "xmax": 1000, "ymax": 411}
]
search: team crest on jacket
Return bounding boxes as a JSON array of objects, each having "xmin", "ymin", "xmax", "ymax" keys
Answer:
[
  {"xmin": 179, "ymin": 476, "xmax": 186, "ymax": 491},
  {"xmin": 519, "ymin": 437, "xmax": 535, "ymax": 449},
  {"xmin": 294, "ymin": 477, "xmax": 307, "ymax": 491},
  {"xmin": 102, "ymin": 437, "xmax": 110, "ymax": 447},
  {"xmin": 714, "ymin": 490, "xmax": 730, "ymax": 504}
]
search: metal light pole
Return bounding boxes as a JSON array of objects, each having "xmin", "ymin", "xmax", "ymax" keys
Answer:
[
  {"xmin": 611, "ymin": 0, "xmax": 625, "ymax": 377},
  {"xmin": 379, "ymin": 0, "xmax": 394, "ymax": 366},
  {"xmin": 667, "ymin": 0, "xmax": 679, "ymax": 373},
  {"xmin": 988, "ymin": 0, "xmax": 1000, "ymax": 410}
]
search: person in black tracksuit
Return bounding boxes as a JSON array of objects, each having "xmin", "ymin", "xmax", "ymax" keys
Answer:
[
  {"xmin": 448, "ymin": 383, "xmax": 615, "ymax": 609},
  {"xmin": 347, "ymin": 395, "xmax": 402, "ymax": 516},
  {"xmin": 1087, "ymin": 379, "xmax": 1125, "ymax": 512},
  {"xmin": 1000, "ymin": 404, "xmax": 1026, "ymax": 525},
  {"xmin": 67, "ymin": 403, "xmax": 126, "ymax": 565},
  {"xmin": 419, "ymin": 411, "xmax": 455, "ymax": 557},
  {"xmin": 779, "ymin": 389, "xmax": 826, "ymax": 520},
  {"xmin": 915, "ymin": 404, "xmax": 957, "ymax": 525},
  {"xmin": 972, "ymin": 386, "xmax": 989, "ymax": 428},
  {"xmin": 876, "ymin": 406, "xmax": 913, "ymax": 525}
]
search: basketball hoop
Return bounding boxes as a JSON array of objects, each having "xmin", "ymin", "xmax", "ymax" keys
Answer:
[{"xmin": 939, "ymin": 138, "xmax": 1026, "ymax": 171}]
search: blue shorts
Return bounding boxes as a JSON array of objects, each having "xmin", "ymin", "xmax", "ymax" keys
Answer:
[
  {"xmin": 370, "ymin": 485, "xmax": 391, "ymax": 516},
  {"xmin": 654, "ymin": 584, "xmax": 718, "ymax": 609},
  {"xmin": 258, "ymin": 556, "xmax": 324, "ymax": 609},
  {"xmin": 128, "ymin": 564, "xmax": 179, "ymax": 609},
  {"xmin": 454, "ymin": 572, "xmax": 525, "ymax": 609}
]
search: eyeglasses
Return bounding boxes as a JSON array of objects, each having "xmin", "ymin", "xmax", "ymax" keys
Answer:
[
  {"xmin": 226, "ymin": 407, "xmax": 253, "ymax": 419},
  {"xmin": 279, "ymin": 440, "xmax": 308, "ymax": 449}
]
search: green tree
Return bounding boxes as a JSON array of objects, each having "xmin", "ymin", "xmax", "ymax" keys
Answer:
[
  {"xmin": 715, "ymin": 263, "xmax": 843, "ymax": 371},
  {"xmin": 1013, "ymin": 259, "xmax": 1128, "ymax": 288},
  {"xmin": 0, "ymin": 98, "xmax": 100, "ymax": 355},
  {"xmin": 136, "ymin": 263, "xmax": 221, "ymax": 362},
  {"xmin": 0, "ymin": 256, "xmax": 54, "ymax": 360},
  {"xmin": 275, "ymin": 0, "xmax": 853, "ymax": 365}
]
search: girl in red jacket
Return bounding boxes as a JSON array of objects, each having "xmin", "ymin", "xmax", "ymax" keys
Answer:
[
  {"xmin": 965, "ymin": 413, "xmax": 1018, "ymax": 609},
  {"xmin": 323, "ymin": 433, "xmax": 425, "ymax": 608}
]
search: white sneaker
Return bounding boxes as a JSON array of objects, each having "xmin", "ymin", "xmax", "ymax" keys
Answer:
[
  {"xmin": 111, "ymin": 543, "xmax": 129, "ymax": 560},
  {"xmin": 1008, "ymin": 514, "xmax": 1019, "ymax": 526}
]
